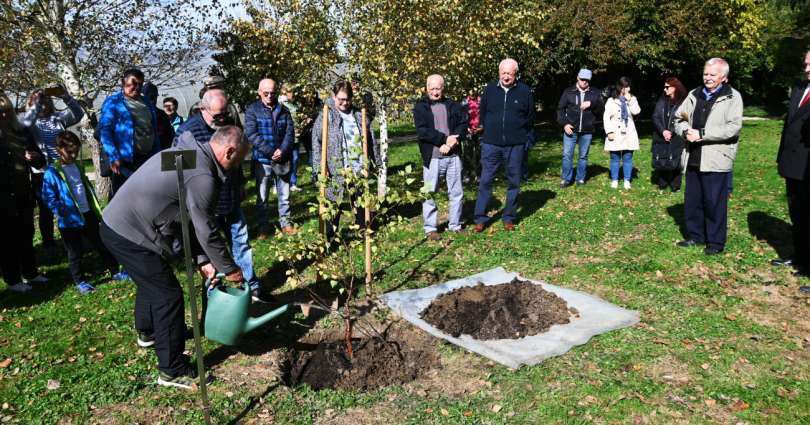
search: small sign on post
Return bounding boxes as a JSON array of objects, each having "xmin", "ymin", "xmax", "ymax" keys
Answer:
[{"xmin": 161, "ymin": 149, "xmax": 211, "ymax": 425}]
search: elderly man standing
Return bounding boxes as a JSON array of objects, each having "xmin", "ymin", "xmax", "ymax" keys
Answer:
[
  {"xmin": 473, "ymin": 59, "xmax": 535, "ymax": 232},
  {"xmin": 773, "ymin": 50, "xmax": 810, "ymax": 282},
  {"xmin": 174, "ymin": 90, "xmax": 264, "ymax": 301},
  {"xmin": 674, "ymin": 58, "xmax": 743, "ymax": 255},
  {"xmin": 101, "ymin": 125, "xmax": 247, "ymax": 389},
  {"xmin": 557, "ymin": 68, "xmax": 603, "ymax": 187},
  {"xmin": 245, "ymin": 78, "xmax": 296, "ymax": 237},
  {"xmin": 413, "ymin": 74, "xmax": 468, "ymax": 240}
]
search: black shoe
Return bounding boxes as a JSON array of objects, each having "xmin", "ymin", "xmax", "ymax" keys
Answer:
[
  {"xmin": 704, "ymin": 247, "xmax": 724, "ymax": 255},
  {"xmin": 671, "ymin": 188, "xmax": 681, "ymax": 193},
  {"xmin": 576, "ymin": 180, "xmax": 585, "ymax": 186},
  {"xmin": 771, "ymin": 258, "xmax": 793, "ymax": 267},
  {"xmin": 250, "ymin": 286, "xmax": 275, "ymax": 303},
  {"xmin": 560, "ymin": 180, "xmax": 573, "ymax": 188},
  {"xmin": 794, "ymin": 268, "xmax": 810, "ymax": 279},
  {"xmin": 677, "ymin": 240, "xmax": 703, "ymax": 248},
  {"xmin": 799, "ymin": 286, "xmax": 810, "ymax": 294},
  {"xmin": 137, "ymin": 332, "xmax": 155, "ymax": 348}
]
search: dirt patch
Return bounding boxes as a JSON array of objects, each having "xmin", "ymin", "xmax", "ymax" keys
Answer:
[
  {"xmin": 419, "ymin": 279, "xmax": 575, "ymax": 340},
  {"xmin": 284, "ymin": 324, "xmax": 440, "ymax": 391}
]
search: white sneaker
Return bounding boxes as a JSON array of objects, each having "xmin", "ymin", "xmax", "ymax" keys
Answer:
[
  {"xmin": 624, "ymin": 180, "xmax": 632, "ymax": 190},
  {"xmin": 610, "ymin": 180, "xmax": 619, "ymax": 189},
  {"xmin": 290, "ymin": 185, "xmax": 301, "ymax": 192},
  {"xmin": 25, "ymin": 274, "xmax": 49, "ymax": 285},
  {"xmin": 7, "ymin": 282, "xmax": 32, "ymax": 293}
]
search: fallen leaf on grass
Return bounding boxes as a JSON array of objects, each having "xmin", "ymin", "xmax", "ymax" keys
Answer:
[
  {"xmin": 491, "ymin": 404, "xmax": 503, "ymax": 413},
  {"xmin": 701, "ymin": 363, "xmax": 710, "ymax": 370},
  {"xmin": 730, "ymin": 400, "xmax": 750, "ymax": 412},
  {"xmin": 578, "ymin": 395, "xmax": 598, "ymax": 407},
  {"xmin": 423, "ymin": 408, "xmax": 433, "ymax": 414},
  {"xmin": 46, "ymin": 380, "xmax": 60, "ymax": 390},
  {"xmin": 440, "ymin": 408, "xmax": 449, "ymax": 416},
  {"xmin": 463, "ymin": 411, "xmax": 473, "ymax": 417},
  {"xmin": 704, "ymin": 399, "xmax": 716, "ymax": 407}
]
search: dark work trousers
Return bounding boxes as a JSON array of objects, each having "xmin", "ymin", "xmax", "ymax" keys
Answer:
[
  {"xmin": 100, "ymin": 222, "xmax": 188, "ymax": 377},
  {"xmin": 786, "ymin": 177, "xmax": 810, "ymax": 269},
  {"xmin": 31, "ymin": 173, "xmax": 55, "ymax": 246},
  {"xmin": 655, "ymin": 169, "xmax": 682, "ymax": 191},
  {"xmin": 0, "ymin": 204, "xmax": 38, "ymax": 284},
  {"xmin": 474, "ymin": 143, "xmax": 524, "ymax": 225},
  {"xmin": 60, "ymin": 212, "xmax": 119, "ymax": 284},
  {"xmin": 684, "ymin": 167, "xmax": 731, "ymax": 250}
]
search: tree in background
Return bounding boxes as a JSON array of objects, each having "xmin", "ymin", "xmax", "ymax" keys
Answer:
[
  {"xmin": 213, "ymin": 1, "xmax": 339, "ymax": 108},
  {"xmin": 0, "ymin": 0, "xmax": 219, "ymax": 199}
]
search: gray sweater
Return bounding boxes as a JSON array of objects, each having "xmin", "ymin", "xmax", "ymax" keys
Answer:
[{"xmin": 102, "ymin": 131, "xmax": 238, "ymax": 273}]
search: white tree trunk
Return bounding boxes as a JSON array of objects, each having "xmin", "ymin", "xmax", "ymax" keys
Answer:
[{"xmin": 377, "ymin": 104, "xmax": 388, "ymax": 197}]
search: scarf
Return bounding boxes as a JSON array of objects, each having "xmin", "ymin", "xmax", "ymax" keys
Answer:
[{"xmin": 619, "ymin": 96, "xmax": 629, "ymax": 126}]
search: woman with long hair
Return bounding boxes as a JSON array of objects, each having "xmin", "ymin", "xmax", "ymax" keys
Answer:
[
  {"xmin": 0, "ymin": 92, "xmax": 49, "ymax": 293},
  {"xmin": 651, "ymin": 76, "xmax": 688, "ymax": 192},
  {"xmin": 603, "ymin": 76, "xmax": 641, "ymax": 189}
]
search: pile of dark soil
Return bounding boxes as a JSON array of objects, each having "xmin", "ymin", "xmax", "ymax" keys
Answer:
[
  {"xmin": 420, "ymin": 278, "xmax": 576, "ymax": 340},
  {"xmin": 284, "ymin": 327, "xmax": 439, "ymax": 391}
]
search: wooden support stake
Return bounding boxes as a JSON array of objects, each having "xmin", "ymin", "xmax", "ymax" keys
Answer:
[
  {"xmin": 317, "ymin": 103, "xmax": 329, "ymax": 284},
  {"xmin": 361, "ymin": 108, "xmax": 372, "ymax": 295}
]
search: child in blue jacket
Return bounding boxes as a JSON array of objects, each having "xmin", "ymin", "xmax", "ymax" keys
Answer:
[{"xmin": 41, "ymin": 132, "xmax": 129, "ymax": 294}]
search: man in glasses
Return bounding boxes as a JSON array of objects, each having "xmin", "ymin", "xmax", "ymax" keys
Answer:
[
  {"xmin": 245, "ymin": 78, "xmax": 297, "ymax": 238},
  {"xmin": 556, "ymin": 68, "xmax": 603, "ymax": 188},
  {"xmin": 99, "ymin": 68, "xmax": 160, "ymax": 195},
  {"xmin": 172, "ymin": 89, "xmax": 265, "ymax": 301}
]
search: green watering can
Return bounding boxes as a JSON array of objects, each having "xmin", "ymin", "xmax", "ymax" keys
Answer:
[{"xmin": 204, "ymin": 278, "xmax": 289, "ymax": 346}]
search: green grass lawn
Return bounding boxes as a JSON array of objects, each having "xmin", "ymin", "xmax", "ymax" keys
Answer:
[{"xmin": 1, "ymin": 119, "xmax": 808, "ymax": 424}]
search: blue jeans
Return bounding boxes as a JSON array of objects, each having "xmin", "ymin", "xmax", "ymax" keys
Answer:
[
  {"xmin": 474, "ymin": 143, "xmax": 523, "ymax": 224},
  {"xmin": 290, "ymin": 144, "xmax": 299, "ymax": 186},
  {"xmin": 561, "ymin": 132, "xmax": 593, "ymax": 183},
  {"xmin": 217, "ymin": 207, "xmax": 260, "ymax": 287},
  {"xmin": 609, "ymin": 151, "xmax": 634, "ymax": 182},
  {"xmin": 256, "ymin": 163, "xmax": 292, "ymax": 230}
]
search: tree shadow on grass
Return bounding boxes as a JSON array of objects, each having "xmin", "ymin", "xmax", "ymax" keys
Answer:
[
  {"xmin": 585, "ymin": 164, "xmax": 609, "ymax": 183},
  {"xmin": 516, "ymin": 189, "xmax": 557, "ymax": 224},
  {"xmin": 747, "ymin": 211, "xmax": 793, "ymax": 259},
  {"xmin": 666, "ymin": 203, "xmax": 687, "ymax": 238}
]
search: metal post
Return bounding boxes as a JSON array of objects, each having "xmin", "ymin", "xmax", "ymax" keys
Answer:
[{"xmin": 176, "ymin": 154, "xmax": 211, "ymax": 425}]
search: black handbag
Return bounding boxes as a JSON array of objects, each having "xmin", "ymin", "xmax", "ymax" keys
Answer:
[{"xmin": 652, "ymin": 143, "xmax": 681, "ymax": 170}]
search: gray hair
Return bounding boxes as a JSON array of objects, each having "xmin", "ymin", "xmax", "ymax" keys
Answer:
[
  {"xmin": 426, "ymin": 74, "xmax": 444, "ymax": 87},
  {"xmin": 705, "ymin": 57, "xmax": 730, "ymax": 78},
  {"xmin": 499, "ymin": 58, "xmax": 519, "ymax": 72},
  {"xmin": 200, "ymin": 88, "xmax": 228, "ymax": 110},
  {"xmin": 210, "ymin": 125, "xmax": 246, "ymax": 148}
]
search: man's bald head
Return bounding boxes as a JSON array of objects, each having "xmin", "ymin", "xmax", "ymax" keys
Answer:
[
  {"xmin": 210, "ymin": 125, "xmax": 249, "ymax": 171},
  {"xmin": 426, "ymin": 74, "xmax": 445, "ymax": 101},
  {"xmin": 200, "ymin": 89, "xmax": 229, "ymax": 128},
  {"xmin": 499, "ymin": 58, "xmax": 518, "ymax": 88},
  {"xmin": 258, "ymin": 78, "xmax": 278, "ymax": 107}
]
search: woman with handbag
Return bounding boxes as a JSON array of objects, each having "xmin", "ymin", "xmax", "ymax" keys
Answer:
[{"xmin": 651, "ymin": 77, "xmax": 688, "ymax": 192}]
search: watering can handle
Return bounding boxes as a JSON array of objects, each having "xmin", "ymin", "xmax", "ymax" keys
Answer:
[{"xmin": 204, "ymin": 272, "xmax": 249, "ymax": 291}]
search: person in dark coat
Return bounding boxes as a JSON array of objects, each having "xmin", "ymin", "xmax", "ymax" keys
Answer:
[
  {"xmin": 0, "ymin": 93, "xmax": 49, "ymax": 293},
  {"xmin": 557, "ymin": 68, "xmax": 603, "ymax": 187},
  {"xmin": 651, "ymin": 76, "xmax": 688, "ymax": 192},
  {"xmin": 473, "ymin": 58, "xmax": 535, "ymax": 232},
  {"xmin": 773, "ymin": 49, "xmax": 810, "ymax": 282},
  {"xmin": 140, "ymin": 81, "xmax": 175, "ymax": 150}
]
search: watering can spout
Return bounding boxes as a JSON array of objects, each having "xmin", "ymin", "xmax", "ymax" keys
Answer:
[{"xmin": 243, "ymin": 304, "xmax": 289, "ymax": 334}]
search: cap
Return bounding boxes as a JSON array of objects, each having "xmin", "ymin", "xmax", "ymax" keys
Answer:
[
  {"xmin": 577, "ymin": 69, "xmax": 592, "ymax": 81},
  {"xmin": 203, "ymin": 75, "xmax": 226, "ymax": 88}
]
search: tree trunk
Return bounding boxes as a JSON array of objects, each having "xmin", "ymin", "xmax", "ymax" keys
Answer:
[{"xmin": 377, "ymin": 104, "xmax": 388, "ymax": 197}]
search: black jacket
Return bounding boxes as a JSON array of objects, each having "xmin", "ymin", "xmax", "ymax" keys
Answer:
[
  {"xmin": 479, "ymin": 80, "xmax": 535, "ymax": 146},
  {"xmin": 556, "ymin": 85, "xmax": 603, "ymax": 133},
  {"xmin": 412, "ymin": 96, "xmax": 468, "ymax": 167},
  {"xmin": 778, "ymin": 82, "xmax": 810, "ymax": 181},
  {"xmin": 651, "ymin": 96, "xmax": 685, "ymax": 146}
]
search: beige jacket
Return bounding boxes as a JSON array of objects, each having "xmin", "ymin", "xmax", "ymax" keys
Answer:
[
  {"xmin": 674, "ymin": 86, "xmax": 743, "ymax": 172},
  {"xmin": 603, "ymin": 96, "xmax": 641, "ymax": 151}
]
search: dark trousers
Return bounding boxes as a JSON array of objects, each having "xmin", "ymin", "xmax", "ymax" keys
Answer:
[
  {"xmin": 684, "ymin": 168, "xmax": 731, "ymax": 250},
  {"xmin": 0, "ymin": 205, "xmax": 38, "ymax": 284},
  {"xmin": 61, "ymin": 212, "xmax": 118, "ymax": 284},
  {"xmin": 655, "ymin": 169, "xmax": 682, "ymax": 191},
  {"xmin": 474, "ymin": 143, "xmax": 524, "ymax": 224},
  {"xmin": 786, "ymin": 177, "xmax": 810, "ymax": 268},
  {"xmin": 31, "ymin": 173, "xmax": 55, "ymax": 245},
  {"xmin": 100, "ymin": 222, "xmax": 188, "ymax": 376}
]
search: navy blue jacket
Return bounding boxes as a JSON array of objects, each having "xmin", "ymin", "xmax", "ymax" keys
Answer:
[
  {"xmin": 479, "ymin": 81, "xmax": 536, "ymax": 146},
  {"xmin": 174, "ymin": 115, "xmax": 243, "ymax": 216},
  {"xmin": 412, "ymin": 95, "xmax": 469, "ymax": 167},
  {"xmin": 244, "ymin": 100, "xmax": 295, "ymax": 164}
]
